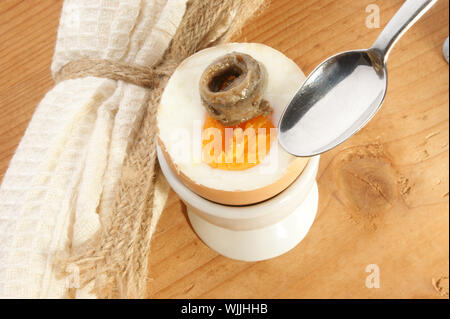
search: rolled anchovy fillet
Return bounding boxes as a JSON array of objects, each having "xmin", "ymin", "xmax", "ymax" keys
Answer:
[{"xmin": 199, "ymin": 52, "xmax": 272, "ymax": 126}]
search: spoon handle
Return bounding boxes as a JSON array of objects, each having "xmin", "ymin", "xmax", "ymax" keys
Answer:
[{"xmin": 372, "ymin": 0, "xmax": 437, "ymax": 62}]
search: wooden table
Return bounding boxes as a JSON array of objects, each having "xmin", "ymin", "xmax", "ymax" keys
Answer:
[{"xmin": 0, "ymin": 0, "xmax": 448, "ymax": 299}]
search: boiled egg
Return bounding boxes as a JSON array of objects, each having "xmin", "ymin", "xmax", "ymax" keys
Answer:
[{"xmin": 157, "ymin": 43, "xmax": 309, "ymax": 205}]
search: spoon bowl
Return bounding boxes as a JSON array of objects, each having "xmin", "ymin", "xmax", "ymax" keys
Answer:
[
  {"xmin": 279, "ymin": 49, "xmax": 387, "ymax": 157},
  {"xmin": 279, "ymin": 0, "xmax": 437, "ymax": 157}
]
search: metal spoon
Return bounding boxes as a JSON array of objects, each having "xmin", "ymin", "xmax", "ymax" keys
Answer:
[
  {"xmin": 443, "ymin": 36, "xmax": 449, "ymax": 63},
  {"xmin": 278, "ymin": 0, "xmax": 437, "ymax": 157}
]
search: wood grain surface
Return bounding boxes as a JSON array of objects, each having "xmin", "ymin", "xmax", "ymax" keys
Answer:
[{"xmin": 0, "ymin": 0, "xmax": 448, "ymax": 299}]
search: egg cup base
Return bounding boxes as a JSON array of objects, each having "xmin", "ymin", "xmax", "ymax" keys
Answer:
[{"xmin": 187, "ymin": 182, "xmax": 318, "ymax": 262}]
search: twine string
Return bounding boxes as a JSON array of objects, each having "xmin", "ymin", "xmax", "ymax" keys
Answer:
[{"xmin": 54, "ymin": 57, "xmax": 172, "ymax": 88}]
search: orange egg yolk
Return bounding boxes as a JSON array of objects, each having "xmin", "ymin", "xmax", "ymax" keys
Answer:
[{"xmin": 202, "ymin": 114, "xmax": 275, "ymax": 170}]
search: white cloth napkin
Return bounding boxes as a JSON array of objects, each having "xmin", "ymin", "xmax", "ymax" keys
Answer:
[{"xmin": 0, "ymin": 0, "xmax": 187, "ymax": 298}]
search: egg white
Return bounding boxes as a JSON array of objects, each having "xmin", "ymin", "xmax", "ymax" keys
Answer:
[{"xmin": 158, "ymin": 43, "xmax": 306, "ymax": 192}]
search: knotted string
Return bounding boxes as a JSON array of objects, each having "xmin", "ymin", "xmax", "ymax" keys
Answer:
[{"xmin": 54, "ymin": 57, "xmax": 171, "ymax": 88}]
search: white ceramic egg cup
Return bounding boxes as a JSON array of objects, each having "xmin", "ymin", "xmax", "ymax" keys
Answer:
[{"xmin": 157, "ymin": 146, "xmax": 320, "ymax": 262}]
